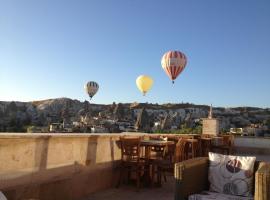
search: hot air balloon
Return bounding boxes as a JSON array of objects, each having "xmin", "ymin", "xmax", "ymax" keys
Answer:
[
  {"xmin": 161, "ymin": 50, "xmax": 187, "ymax": 84},
  {"xmin": 84, "ymin": 81, "xmax": 99, "ymax": 100},
  {"xmin": 136, "ymin": 75, "xmax": 153, "ymax": 96}
]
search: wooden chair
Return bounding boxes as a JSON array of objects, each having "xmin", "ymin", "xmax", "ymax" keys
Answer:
[
  {"xmin": 148, "ymin": 135, "xmax": 172, "ymax": 161},
  {"xmin": 166, "ymin": 136, "xmax": 179, "ymax": 162},
  {"xmin": 149, "ymin": 135, "xmax": 161, "ymax": 140},
  {"xmin": 201, "ymin": 134, "xmax": 213, "ymax": 138},
  {"xmin": 185, "ymin": 139, "xmax": 200, "ymax": 159},
  {"xmin": 150, "ymin": 145, "xmax": 167, "ymax": 160},
  {"xmin": 118, "ymin": 137, "xmax": 147, "ymax": 189},
  {"xmin": 152, "ymin": 138, "xmax": 188, "ymax": 186},
  {"xmin": 211, "ymin": 134, "xmax": 234, "ymax": 155},
  {"xmin": 200, "ymin": 137, "xmax": 212, "ymax": 156}
]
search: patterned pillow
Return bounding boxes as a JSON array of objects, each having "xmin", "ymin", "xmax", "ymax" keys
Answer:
[
  {"xmin": 208, "ymin": 152, "xmax": 256, "ymax": 197},
  {"xmin": 189, "ymin": 191, "xmax": 254, "ymax": 200},
  {"xmin": 0, "ymin": 192, "xmax": 7, "ymax": 200}
]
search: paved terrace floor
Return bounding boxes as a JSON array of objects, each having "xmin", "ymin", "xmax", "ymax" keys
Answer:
[
  {"xmin": 83, "ymin": 177, "xmax": 175, "ymax": 200},
  {"xmin": 82, "ymin": 154, "xmax": 270, "ymax": 200}
]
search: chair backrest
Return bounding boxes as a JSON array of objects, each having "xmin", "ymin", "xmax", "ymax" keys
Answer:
[
  {"xmin": 149, "ymin": 135, "xmax": 161, "ymax": 140},
  {"xmin": 201, "ymin": 134, "xmax": 212, "ymax": 138},
  {"xmin": 174, "ymin": 138, "xmax": 188, "ymax": 163},
  {"xmin": 150, "ymin": 145, "xmax": 167, "ymax": 160},
  {"xmin": 120, "ymin": 137, "xmax": 141, "ymax": 162},
  {"xmin": 168, "ymin": 136, "xmax": 180, "ymax": 143},
  {"xmin": 220, "ymin": 134, "xmax": 234, "ymax": 146}
]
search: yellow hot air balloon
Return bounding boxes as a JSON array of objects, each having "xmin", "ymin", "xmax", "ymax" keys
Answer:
[{"xmin": 136, "ymin": 75, "xmax": 154, "ymax": 96}]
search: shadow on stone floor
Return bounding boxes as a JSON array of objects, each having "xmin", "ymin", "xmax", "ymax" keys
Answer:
[{"xmin": 83, "ymin": 176, "xmax": 175, "ymax": 200}]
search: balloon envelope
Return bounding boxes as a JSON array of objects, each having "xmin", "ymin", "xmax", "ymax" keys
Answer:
[
  {"xmin": 161, "ymin": 50, "xmax": 187, "ymax": 83},
  {"xmin": 136, "ymin": 75, "xmax": 153, "ymax": 96},
  {"xmin": 85, "ymin": 81, "xmax": 99, "ymax": 99}
]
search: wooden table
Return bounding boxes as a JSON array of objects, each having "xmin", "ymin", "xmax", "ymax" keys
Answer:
[
  {"xmin": 141, "ymin": 140, "xmax": 174, "ymax": 147},
  {"xmin": 141, "ymin": 140, "xmax": 175, "ymax": 159}
]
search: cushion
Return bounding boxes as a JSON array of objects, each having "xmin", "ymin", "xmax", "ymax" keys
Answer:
[
  {"xmin": 208, "ymin": 152, "xmax": 256, "ymax": 197},
  {"xmin": 0, "ymin": 192, "xmax": 7, "ymax": 200},
  {"xmin": 188, "ymin": 191, "xmax": 254, "ymax": 200}
]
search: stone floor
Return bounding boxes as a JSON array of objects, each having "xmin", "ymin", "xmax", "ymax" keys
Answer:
[
  {"xmin": 82, "ymin": 154, "xmax": 270, "ymax": 200},
  {"xmin": 83, "ymin": 176, "xmax": 175, "ymax": 200}
]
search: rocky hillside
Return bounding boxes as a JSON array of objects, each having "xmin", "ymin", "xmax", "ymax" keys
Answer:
[
  {"xmin": 0, "ymin": 98, "xmax": 108, "ymax": 131},
  {"xmin": 0, "ymin": 98, "xmax": 269, "ymax": 132}
]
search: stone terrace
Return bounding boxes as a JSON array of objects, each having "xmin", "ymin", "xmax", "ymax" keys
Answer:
[
  {"xmin": 0, "ymin": 133, "xmax": 269, "ymax": 200},
  {"xmin": 83, "ymin": 177, "xmax": 174, "ymax": 200}
]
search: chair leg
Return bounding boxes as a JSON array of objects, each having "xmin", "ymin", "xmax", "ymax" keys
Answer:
[
  {"xmin": 116, "ymin": 166, "xmax": 122, "ymax": 188},
  {"xmin": 163, "ymin": 171, "xmax": 167, "ymax": 182},
  {"xmin": 136, "ymin": 168, "xmax": 140, "ymax": 191},
  {"xmin": 151, "ymin": 165, "xmax": 155, "ymax": 187},
  {"xmin": 127, "ymin": 168, "xmax": 131, "ymax": 184},
  {"xmin": 157, "ymin": 167, "xmax": 162, "ymax": 186}
]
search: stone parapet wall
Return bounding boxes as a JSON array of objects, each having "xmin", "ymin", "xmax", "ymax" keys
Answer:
[
  {"xmin": 233, "ymin": 136, "xmax": 270, "ymax": 160},
  {"xmin": 0, "ymin": 133, "xmax": 124, "ymax": 200},
  {"xmin": 0, "ymin": 133, "xmax": 269, "ymax": 199}
]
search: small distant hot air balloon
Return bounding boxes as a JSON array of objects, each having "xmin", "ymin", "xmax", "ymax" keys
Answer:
[
  {"xmin": 161, "ymin": 50, "xmax": 187, "ymax": 84},
  {"xmin": 84, "ymin": 81, "xmax": 99, "ymax": 100},
  {"xmin": 136, "ymin": 75, "xmax": 153, "ymax": 96}
]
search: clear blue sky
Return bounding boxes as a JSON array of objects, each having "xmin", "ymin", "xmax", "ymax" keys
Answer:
[{"xmin": 1, "ymin": 0, "xmax": 270, "ymax": 107}]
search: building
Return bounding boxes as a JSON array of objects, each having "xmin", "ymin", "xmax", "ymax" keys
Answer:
[
  {"xmin": 202, "ymin": 105, "xmax": 219, "ymax": 135},
  {"xmin": 91, "ymin": 126, "xmax": 108, "ymax": 133},
  {"xmin": 49, "ymin": 123, "xmax": 63, "ymax": 132}
]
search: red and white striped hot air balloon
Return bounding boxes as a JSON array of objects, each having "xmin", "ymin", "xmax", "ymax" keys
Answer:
[{"xmin": 161, "ymin": 50, "xmax": 187, "ymax": 84}]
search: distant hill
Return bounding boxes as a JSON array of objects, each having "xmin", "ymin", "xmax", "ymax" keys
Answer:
[{"xmin": 0, "ymin": 97, "xmax": 269, "ymax": 132}]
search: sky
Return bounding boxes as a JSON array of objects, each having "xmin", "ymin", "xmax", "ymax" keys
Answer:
[{"xmin": 0, "ymin": 0, "xmax": 270, "ymax": 107}]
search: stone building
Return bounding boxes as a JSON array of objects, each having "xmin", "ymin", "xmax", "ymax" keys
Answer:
[{"xmin": 202, "ymin": 105, "xmax": 219, "ymax": 135}]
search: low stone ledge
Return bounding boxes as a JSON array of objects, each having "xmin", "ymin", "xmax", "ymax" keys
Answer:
[{"xmin": 0, "ymin": 134, "xmax": 123, "ymax": 200}]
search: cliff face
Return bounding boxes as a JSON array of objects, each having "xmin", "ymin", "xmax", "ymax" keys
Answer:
[
  {"xmin": 0, "ymin": 98, "xmax": 107, "ymax": 131},
  {"xmin": 135, "ymin": 108, "xmax": 152, "ymax": 132},
  {"xmin": 0, "ymin": 98, "xmax": 269, "ymax": 132}
]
